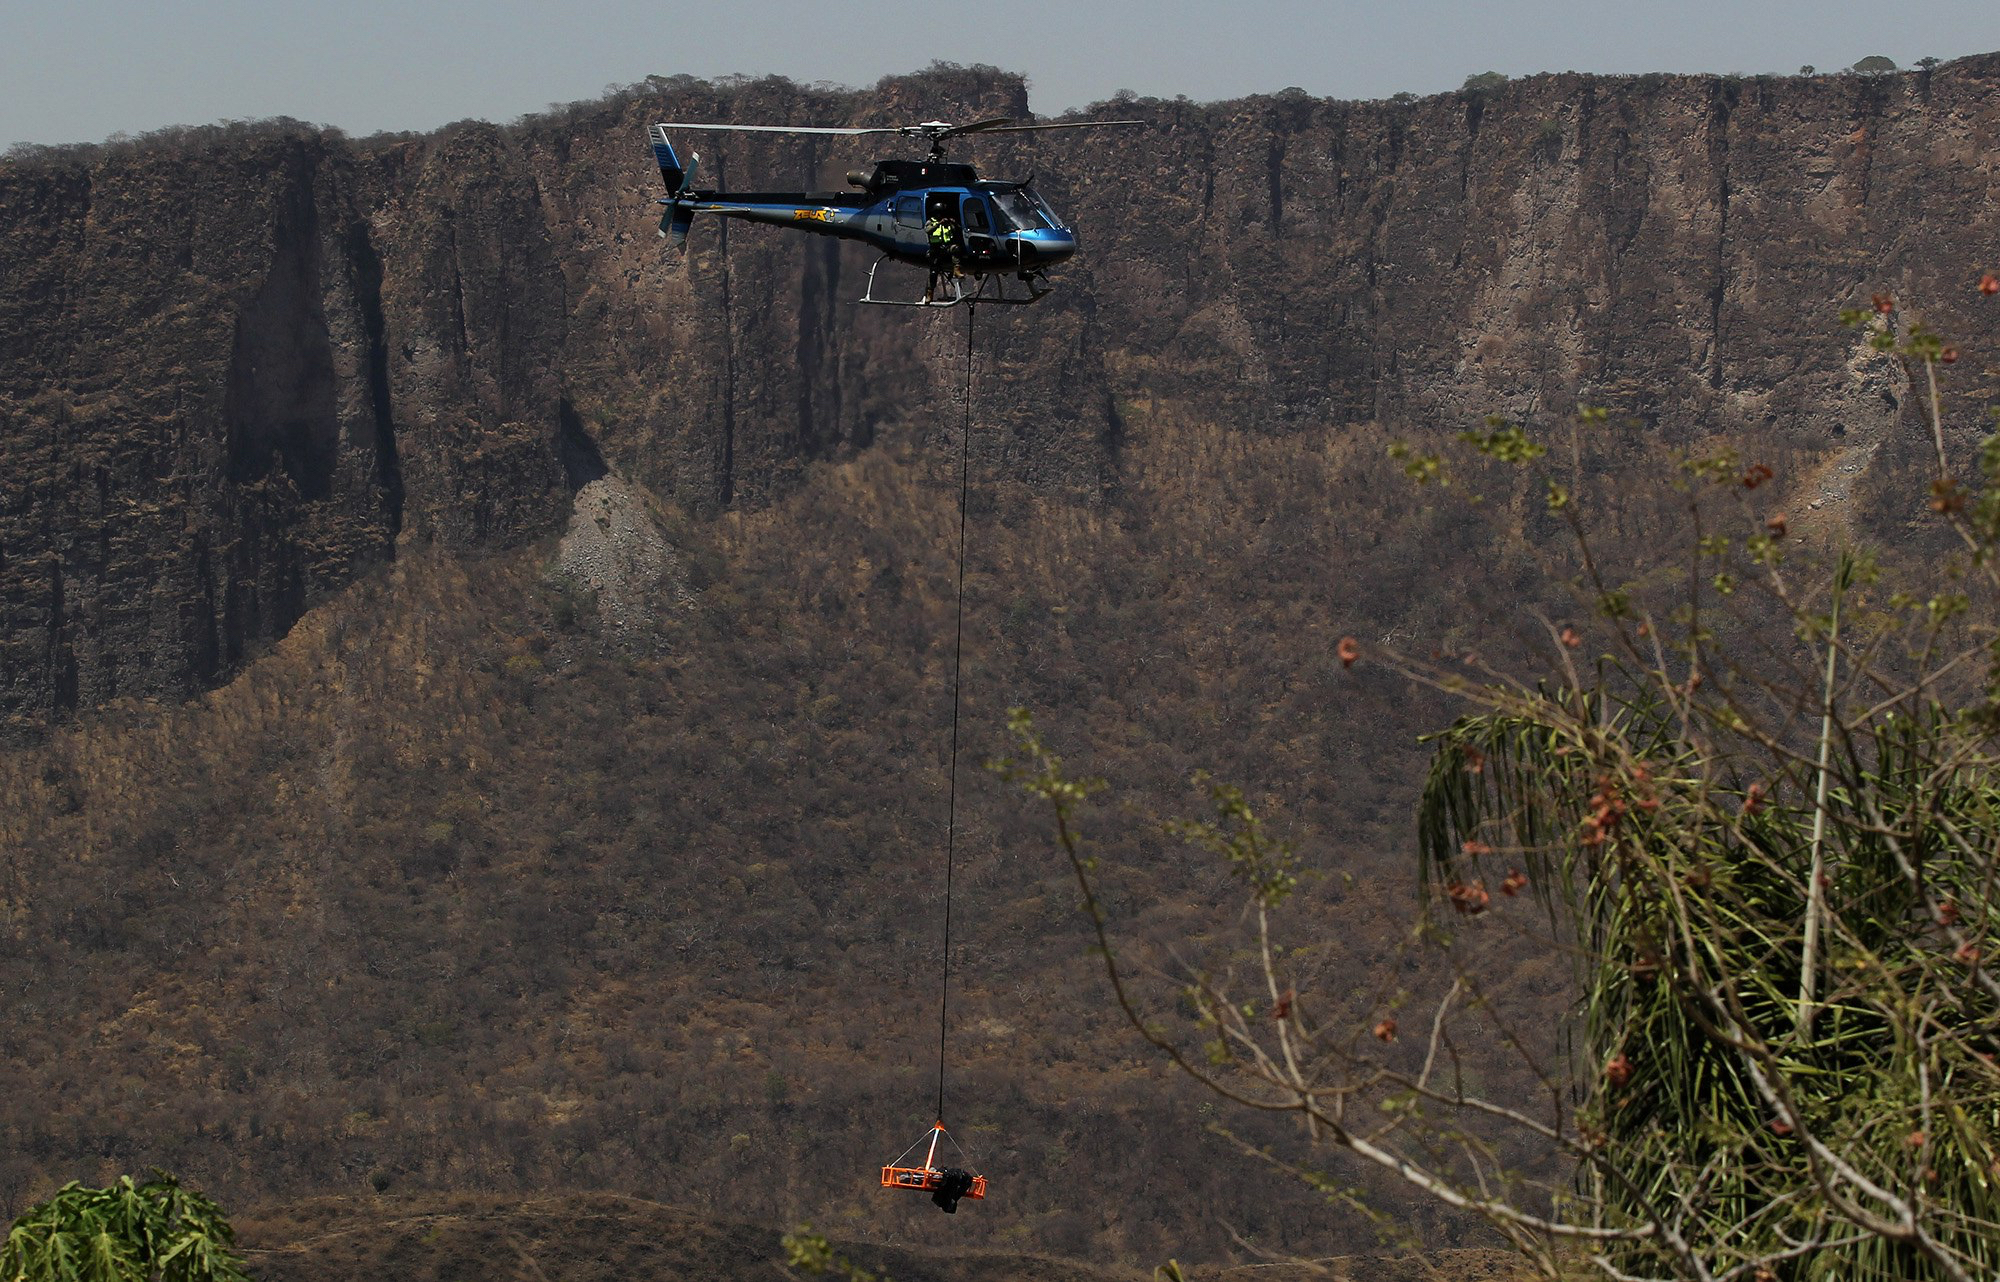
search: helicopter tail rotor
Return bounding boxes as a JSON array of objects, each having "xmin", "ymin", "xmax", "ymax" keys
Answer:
[
  {"xmin": 650, "ymin": 125, "xmax": 701, "ymax": 255},
  {"xmin": 649, "ymin": 125, "xmax": 698, "ymax": 195},
  {"xmin": 658, "ymin": 203, "xmax": 695, "ymax": 253}
]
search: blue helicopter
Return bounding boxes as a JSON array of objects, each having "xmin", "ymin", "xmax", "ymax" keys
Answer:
[{"xmin": 649, "ymin": 116, "xmax": 1138, "ymax": 307}]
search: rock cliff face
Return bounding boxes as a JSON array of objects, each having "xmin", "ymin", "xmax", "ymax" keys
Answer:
[
  {"xmin": 0, "ymin": 128, "xmax": 554, "ymax": 725},
  {"xmin": 5, "ymin": 60, "xmax": 2000, "ymax": 729}
]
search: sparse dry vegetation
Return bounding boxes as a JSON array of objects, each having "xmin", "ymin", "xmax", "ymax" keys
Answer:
[
  {"xmin": 0, "ymin": 412, "xmax": 1572, "ymax": 1264},
  {"xmin": 1005, "ymin": 298, "xmax": 2000, "ymax": 1279}
]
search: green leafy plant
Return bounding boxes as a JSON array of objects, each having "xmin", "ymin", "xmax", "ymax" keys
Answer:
[{"xmin": 2, "ymin": 1173, "xmax": 251, "ymax": 1282}]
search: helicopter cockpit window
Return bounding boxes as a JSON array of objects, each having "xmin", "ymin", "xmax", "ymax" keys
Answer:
[{"xmin": 989, "ymin": 190, "xmax": 1047, "ymax": 231}]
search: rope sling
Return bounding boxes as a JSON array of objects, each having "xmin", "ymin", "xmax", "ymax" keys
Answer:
[{"xmin": 879, "ymin": 302, "xmax": 987, "ymax": 1213}]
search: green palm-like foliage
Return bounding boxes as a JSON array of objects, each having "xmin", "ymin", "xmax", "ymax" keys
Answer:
[
  {"xmin": 2, "ymin": 1174, "xmax": 251, "ymax": 1282},
  {"xmin": 1418, "ymin": 688, "xmax": 2000, "ymax": 1280}
]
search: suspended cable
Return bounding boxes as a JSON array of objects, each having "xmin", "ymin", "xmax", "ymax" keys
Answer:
[
  {"xmin": 935, "ymin": 300, "xmax": 978, "ymax": 1125},
  {"xmin": 876, "ymin": 297, "xmax": 991, "ymax": 1216}
]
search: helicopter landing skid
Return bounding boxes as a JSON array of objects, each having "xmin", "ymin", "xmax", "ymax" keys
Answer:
[{"xmin": 859, "ymin": 257, "xmax": 1052, "ymax": 308}]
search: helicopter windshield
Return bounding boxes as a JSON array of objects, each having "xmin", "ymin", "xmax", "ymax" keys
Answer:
[{"xmin": 989, "ymin": 190, "xmax": 1049, "ymax": 231}]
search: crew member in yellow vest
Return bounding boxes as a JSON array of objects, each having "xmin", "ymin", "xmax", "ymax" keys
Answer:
[{"xmin": 924, "ymin": 214, "xmax": 960, "ymax": 303}]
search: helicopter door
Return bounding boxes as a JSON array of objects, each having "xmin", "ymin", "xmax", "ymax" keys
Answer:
[
  {"xmin": 892, "ymin": 196, "xmax": 925, "ymax": 248},
  {"xmin": 960, "ymin": 195, "xmax": 998, "ymax": 260}
]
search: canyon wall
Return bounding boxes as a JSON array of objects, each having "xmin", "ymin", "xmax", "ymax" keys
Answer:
[{"xmin": 4, "ymin": 59, "xmax": 2000, "ymax": 729}]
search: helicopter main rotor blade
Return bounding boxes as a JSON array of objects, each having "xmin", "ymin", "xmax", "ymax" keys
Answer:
[
  {"xmin": 653, "ymin": 122, "xmax": 901, "ymax": 137},
  {"xmin": 962, "ymin": 120, "xmax": 1147, "ymax": 135},
  {"xmin": 936, "ymin": 116, "xmax": 1022, "ymax": 137},
  {"xmin": 654, "ymin": 118, "xmax": 1146, "ymax": 142}
]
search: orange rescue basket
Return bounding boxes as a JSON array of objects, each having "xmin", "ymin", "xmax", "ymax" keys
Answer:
[
  {"xmin": 879, "ymin": 1122, "xmax": 987, "ymax": 1203},
  {"xmin": 879, "ymin": 1166, "xmax": 989, "ymax": 1198}
]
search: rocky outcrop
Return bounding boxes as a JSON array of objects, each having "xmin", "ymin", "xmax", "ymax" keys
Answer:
[
  {"xmin": 4, "ymin": 59, "xmax": 2000, "ymax": 729},
  {"xmin": 553, "ymin": 474, "xmax": 689, "ymax": 641}
]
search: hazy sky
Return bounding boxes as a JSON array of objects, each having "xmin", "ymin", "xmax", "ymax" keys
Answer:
[{"xmin": 6, "ymin": 0, "xmax": 2000, "ymax": 149}]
